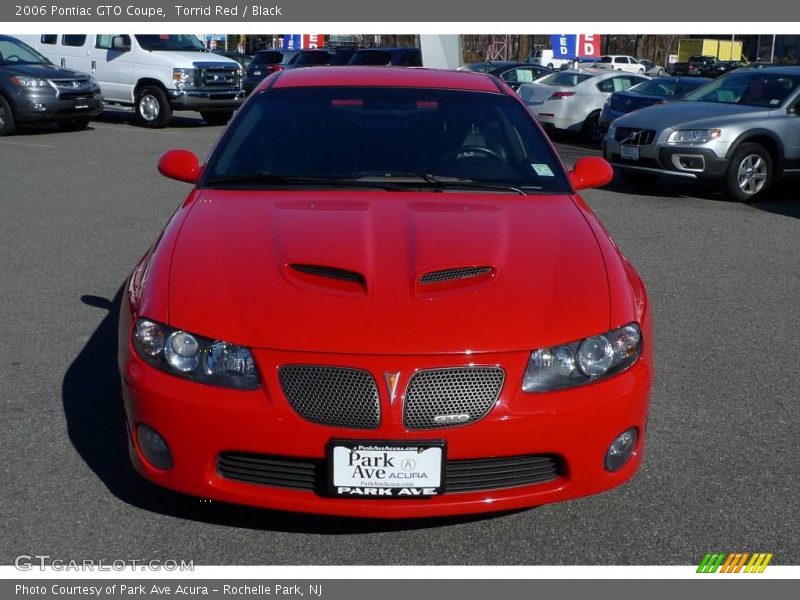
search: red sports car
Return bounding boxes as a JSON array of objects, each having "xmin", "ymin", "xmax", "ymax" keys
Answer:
[{"xmin": 119, "ymin": 66, "xmax": 653, "ymax": 518}]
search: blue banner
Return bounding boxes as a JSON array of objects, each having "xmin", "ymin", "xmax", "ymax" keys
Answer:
[{"xmin": 550, "ymin": 34, "xmax": 578, "ymax": 60}]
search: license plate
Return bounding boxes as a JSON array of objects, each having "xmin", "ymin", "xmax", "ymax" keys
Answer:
[
  {"xmin": 75, "ymin": 97, "xmax": 89, "ymax": 109},
  {"xmin": 328, "ymin": 440, "xmax": 445, "ymax": 498},
  {"xmin": 620, "ymin": 145, "xmax": 640, "ymax": 161}
]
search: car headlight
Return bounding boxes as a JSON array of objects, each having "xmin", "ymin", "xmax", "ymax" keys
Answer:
[
  {"xmin": 606, "ymin": 122, "xmax": 617, "ymax": 139},
  {"xmin": 10, "ymin": 76, "xmax": 50, "ymax": 88},
  {"xmin": 667, "ymin": 129, "xmax": 721, "ymax": 144},
  {"xmin": 522, "ymin": 323, "xmax": 642, "ymax": 392},
  {"xmin": 132, "ymin": 318, "xmax": 259, "ymax": 390},
  {"xmin": 172, "ymin": 68, "xmax": 196, "ymax": 89}
]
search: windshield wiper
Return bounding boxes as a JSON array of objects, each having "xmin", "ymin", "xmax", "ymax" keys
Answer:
[
  {"xmin": 361, "ymin": 172, "xmax": 530, "ymax": 196},
  {"xmin": 203, "ymin": 173, "xmax": 406, "ymax": 191}
]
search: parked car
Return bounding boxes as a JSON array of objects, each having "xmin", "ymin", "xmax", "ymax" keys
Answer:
[
  {"xmin": 347, "ymin": 47, "xmax": 422, "ymax": 66},
  {"xmin": 598, "ymin": 55, "xmax": 646, "ymax": 75},
  {"xmin": 518, "ymin": 69, "xmax": 649, "ymax": 141},
  {"xmin": 19, "ymin": 34, "xmax": 244, "ymax": 127},
  {"xmin": 124, "ymin": 66, "xmax": 652, "ymax": 518},
  {"xmin": 0, "ymin": 35, "xmax": 103, "ymax": 135},
  {"xmin": 244, "ymin": 49, "xmax": 296, "ymax": 93},
  {"xmin": 672, "ymin": 55, "xmax": 725, "ymax": 78},
  {"xmin": 487, "ymin": 63, "xmax": 553, "ymax": 90},
  {"xmin": 527, "ymin": 48, "xmax": 573, "ymax": 70},
  {"xmin": 599, "ymin": 76, "xmax": 712, "ymax": 131},
  {"xmin": 213, "ymin": 50, "xmax": 253, "ymax": 69},
  {"xmin": 603, "ymin": 67, "xmax": 800, "ymax": 201},
  {"xmin": 244, "ymin": 49, "xmax": 333, "ymax": 94},
  {"xmin": 637, "ymin": 59, "xmax": 666, "ymax": 77}
]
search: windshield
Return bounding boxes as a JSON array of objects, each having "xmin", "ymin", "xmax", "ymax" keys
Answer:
[
  {"xmin": 681, "ymin": 71, "xmax": 800, "ymax": 107},
  {"xmin": 0, "ymin": 37, "xmax": 50, "ymax": 66},
  {"xmin": 203, "ymin": 87, "xmax": 571, "ymax": 193},
  {"xmin": 135, "ymin": 34, "xmax": 205, "ymax": 52},
  {"xmin": 629, "ymin": 78, "xmax": 709, "ymax": 97},
  {"xmin": 537, "ymin": 72, "xmax": 594, "ymax": 86}
]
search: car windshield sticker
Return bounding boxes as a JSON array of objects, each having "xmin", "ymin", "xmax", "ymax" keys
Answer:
[{"xmin": 532, "ymin": 163, "xmax": 555, "ymax": 176}]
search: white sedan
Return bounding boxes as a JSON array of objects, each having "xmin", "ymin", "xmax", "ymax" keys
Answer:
[{"xmin": 518, "ymin": 69, "xmax": 649, "ymax": 141}]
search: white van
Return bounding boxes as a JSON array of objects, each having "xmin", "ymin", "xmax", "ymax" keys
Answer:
[
  {"xmin": 19, "ymin": 34, "xmax": 245, "ymax": 127},
  {"xmin": 527, "ymin": 49, "xmax": 573, "ymax": 70}
]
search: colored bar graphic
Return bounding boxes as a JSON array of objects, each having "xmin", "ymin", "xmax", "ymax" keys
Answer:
[{"xmin": 698, "ymin": 552, "xmax": 772, "ymax": 573}]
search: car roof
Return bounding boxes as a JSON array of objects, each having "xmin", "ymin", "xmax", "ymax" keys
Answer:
[{"xmin": 269, "ymin": 66, "xmax": 504, "ymax": 92}]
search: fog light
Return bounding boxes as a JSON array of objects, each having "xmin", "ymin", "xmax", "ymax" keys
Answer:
[
  {"xmin": 136, "ymin": 424, "xmax": 173, "ymax": 470},
  {"xmin": 605, "ymin": 428, "xmax": 637, "ymax": 472}
]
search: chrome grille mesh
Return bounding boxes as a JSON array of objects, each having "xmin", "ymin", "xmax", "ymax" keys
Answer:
[
  {"xmin": 403, "ymin": 367, "xmax": 505, "ymax": 429},
  {"xmin": 279, "ymin": 366, "xmax": 380, "ymax": 429},
  {"xmin": 420, "ymin": 266, "xmax": 493, "ymax": 285}
]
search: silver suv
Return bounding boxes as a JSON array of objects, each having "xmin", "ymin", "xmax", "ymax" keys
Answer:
[{"xmin": 603, "ymin": 66, "xmax": 800, "ymax": 201}]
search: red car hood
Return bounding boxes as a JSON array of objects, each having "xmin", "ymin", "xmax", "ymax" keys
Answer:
[{"xmin": 166, "ymin": 190, "xmax": 610, "ymax": 354}]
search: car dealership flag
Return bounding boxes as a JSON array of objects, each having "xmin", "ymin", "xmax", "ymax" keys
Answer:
[{"xmin": 550, "ymin": 34, "xmax": 602, "ymax": 59}]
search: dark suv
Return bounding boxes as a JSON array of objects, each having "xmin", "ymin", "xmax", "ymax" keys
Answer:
[
  {"xmin": 0, "ymin": 35, "xmax": 102, "ymax": 135},
  {"xmin": 244, "ymin": 49, "xmax": 333, "ymax": 94}
]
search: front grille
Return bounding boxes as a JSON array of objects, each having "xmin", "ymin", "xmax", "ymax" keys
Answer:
[
  {"xmin": 614, "ymin": 127, "xmax": 656, "ymax": 146},
  {"xmin": 218, "ymin": 453, "xmax": 320, "ymax": 490},
  {"xmin": 403, "ymin": 367, "xmax": 505, "ymax": 429},
  {"xmin": 290, "ymin": 264, "xmax": 365, "ymax": 284},
  {"xmin": 217, "ymin": 452, "xmax": 560, "ymax": 493},
  {"xmin": 446, "ymin": 455, "xmax": 560, "ymax": 492},
  {"xmin": 51, "ymin": 79, "xmax": 93, "ymax": 99},
  {"xmin": 420, "ymin": 266, "xmax": 493, "ymax": 285},
  {"xmin": 279, "ymin": 366, "xmax": 380, "ymax": 429},
  {"xmin": 195, "ymin": 65, "xmax": 240, "ymax": 90}
]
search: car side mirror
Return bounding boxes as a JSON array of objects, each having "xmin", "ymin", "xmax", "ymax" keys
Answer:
[
  {"xmin": 112, "ymin": 36, "xmax": 131, "ymax": 51},
  {"xmin": 569, "ymin": 157, "xmax": 614, "ymax": 191},
  {"xmin": 158, "ymin": 149, "xmax": 200, "ymax": 184}
]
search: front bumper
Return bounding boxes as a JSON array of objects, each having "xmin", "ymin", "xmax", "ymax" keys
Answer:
[
  {"xmin": 167, "ymin": 89, "xmax": 245, "ymax": 111},
  {"xmin": 12, "ymin": 89, "xmax": 103, "ymax": 123},
  {"xmin": 603, "ymin": 135, "xmax": 729, "ymax": 180},
  {"xmin": 119, "ymin": 308, "xmax": 653, "ymax": 518}
]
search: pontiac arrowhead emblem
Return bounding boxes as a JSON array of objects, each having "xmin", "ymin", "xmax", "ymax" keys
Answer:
[{"xmin": 384, "ymin": 372, "xmax": 400, "ymax": 404}]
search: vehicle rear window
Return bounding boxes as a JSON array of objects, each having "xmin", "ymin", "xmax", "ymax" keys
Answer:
[
  {"xmin": 599, "ymin": 56, "xmax": 612, "ymax": 63},
  {"xmin": 537, "ymin": 72, "xmax": 594, "ymax": 86},
  {"xmin": 204, "ymin": 87, "xmax": 571, "ymax": 194},
  {"xmin": 293, "ymin": 51, "xmax": 332, "ymax": 66},
  {"xmin": 252, "ymin": 51, "xmax": 284, "ymax": 65},
  {"xmin": 629, "ymin": 78, "xmax": 707, "ymax": 97},
  {"xmin": 350, "ymin": 50, "xmax": 392, "ymax": 65}
]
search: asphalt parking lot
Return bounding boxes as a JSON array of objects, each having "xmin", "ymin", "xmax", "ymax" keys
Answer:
[{"xmin": 0, "ymin": 110, "xmax": 797, "ymax": 566}]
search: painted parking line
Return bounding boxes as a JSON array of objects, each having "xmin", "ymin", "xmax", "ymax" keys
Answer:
[
  {"xmin": 0, "ymin": 140, "xmax": 55, "ymax": 149},
  {"xmin": 89, "ymin": 123, "xmax": 187, "ymax": 136}
]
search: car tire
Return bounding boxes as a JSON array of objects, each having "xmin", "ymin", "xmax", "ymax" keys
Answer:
[
  {"xmin": 200, "ymin": 110, "xmax": 234, "ymax": 126},
  {"xmin": 547, "ymin": 63, "xmax": 553, "ymax": 70},
  {"xmin": 638, "ymin": 68, "xmax": 645, "ymax": 75},
  {"xmin": 725, "ymin": 142, "xmax": 773, "ymax": 202},
  {"xmin": 57, "ymin": 118, "xmax": 90, "ymax": 131},
  {"xmin": 657, "ymin": 68, "xmax": 665, "ymax": 76},
  {"xmin": 135, "ymin": 86, "xmax": 172, "ymax": 128},
  {"xmin": 581, "ymin": 112, "xmax": 603, "ymax": 143},
  {"xmin": 0, "ymin": 95, "xmax": 17, "ymax": 136}
]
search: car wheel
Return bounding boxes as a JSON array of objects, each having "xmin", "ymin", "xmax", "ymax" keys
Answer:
[
  {"xmin": 657, "ymin": 68, "xmax": 665, "ymax": 76},
  {"xmin": 638, "ymin": 68, "xmax": 645, "ymax": 75},
  {"xmin": 57, "ymin": 118, "xmax": 90, "ymax": 131},
  {"xmin": 547, "ymin": 63, "xmax": 553, "ymax": 70},
  {"xmin": 725, "ymin": 143, "xmax": 772, "ymax": 202},
  {"xmin": 200, "ymin": 110, "xmax": 233, "ymax": 126},
  {"xmin": 581, "ymin": 112, "xmax": 603, "ymax": 143},
  {"xmin": 135, "ymin": 86, "xmax": 172, "ymax": 128},
  {"xmin": 0, "ymin": 95, "xmax": 17, "ymax": 136}
]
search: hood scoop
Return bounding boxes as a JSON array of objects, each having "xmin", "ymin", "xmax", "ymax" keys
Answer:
[
  {"xmin": 417, "ymin": 266, "xmax": 496, "ymax": 295},
  {"xmin": 287, "ymin": 263, "xmax": 367, "ymax": 293}
]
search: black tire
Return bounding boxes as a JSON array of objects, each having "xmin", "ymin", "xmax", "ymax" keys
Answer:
[
  {"xmin": 547, "ymin": 63, "xmax": 553, "ymax": 70},
  {"xmin": 135, "ymin": 85, "xmax": 172, "ymax": 128},
  {"xmin": 200, "ymin": 110, "xmax": 233, "ymax": 126},
  {"xmin": 657, "ymin": 68, "xmax": 665, "ymax": 76},
  {"xmin": 0, "ymin": 95, "xmax": 17, "ymax": 136},
  {"xmin": 57, "ymin": 118, "xmax": 90, "ymax": 131},
  {"xmin": 581, "ymin": 111, "xmax": 603, "ymax": 143},
  {"xmin": 724, "ymin": 142, "xmax": 773, "ymax": 202}
]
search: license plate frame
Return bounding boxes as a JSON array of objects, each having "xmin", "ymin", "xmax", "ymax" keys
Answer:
[
  {"xmin": 620, "ymin": 145, "xmax": 640, "ymax": 161},
  {"xmin": 327, "ymin": 440, "xmax": 446, "ymax": 499}
]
